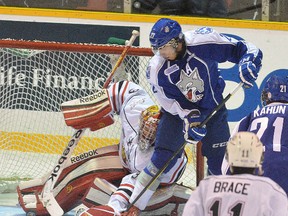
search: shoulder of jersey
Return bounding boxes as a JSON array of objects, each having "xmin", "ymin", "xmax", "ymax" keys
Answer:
[
  {"xmin": 126, "ymin": 81, "xmax": 145, "ymax": 94},
  {"xmin": 147, "ymin": 55, "xmax": 164, "ymax": 80},
  {"xmin": 184, "ymin": 27, "xmax": 223, "ymax": 46},
  {"xmin": 259, "ymin": 175, "xmax": 287, "ymax": 191},
  {"xmin": 150, "ymin": 53, "xmax": 165, "ymax": 66}
]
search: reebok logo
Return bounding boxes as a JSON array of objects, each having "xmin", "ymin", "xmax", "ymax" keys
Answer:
[
  {"xmin": 71, "ymin": 149, "xmax": 98, "ymax": 163},
  {"xmin": 79, "ymin": 90, "xmax": 105, "ymax": 103},
  {"xmin": 48, "ymin": 129, "xmax": 84, "ymax": 182}
]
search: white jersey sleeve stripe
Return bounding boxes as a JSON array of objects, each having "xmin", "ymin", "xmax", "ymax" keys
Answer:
[
  {"xmin": 111, "ymin": 83, "xmax": 118, "ymax": 112},
  {"xmin": 120, "ymin": 81, "xmax": 129, "ymax": 105}
]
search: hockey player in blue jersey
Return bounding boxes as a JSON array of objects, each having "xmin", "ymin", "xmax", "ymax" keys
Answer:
[
  {"xmin": 222, "ymin": 74, "xmax": 288, "ymax": 194},
  {"xmin": 122, "ymin": 18, "xmax": 263, "ymax": 215}
]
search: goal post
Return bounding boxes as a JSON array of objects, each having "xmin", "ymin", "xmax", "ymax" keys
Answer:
[{"xmin": 0, "ymin": 39, "xmax": 204, "ymax": 193}]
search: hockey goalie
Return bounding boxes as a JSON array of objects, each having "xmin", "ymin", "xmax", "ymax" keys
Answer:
[{"xmin": 17, "ymin": 81, "xmax": 192, "ymax": 216}]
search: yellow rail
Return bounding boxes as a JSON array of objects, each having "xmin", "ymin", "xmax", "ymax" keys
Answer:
[{"xmin": 0, "ymin": 6, "xmax": 287, "ymax": 31}]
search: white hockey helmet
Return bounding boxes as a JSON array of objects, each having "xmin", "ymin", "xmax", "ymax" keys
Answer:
[
  {"xmin": 226, "ymin": 132, "xmax": 264, "ymax": 170},
  {"xmin": 138, "ymin": 105, "xmax": 161, "ymax": 151}
]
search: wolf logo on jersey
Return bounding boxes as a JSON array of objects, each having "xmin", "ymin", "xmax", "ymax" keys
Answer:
[{"xmin": 176, "ymin": 67, "xmax": 204, "ymax": 102}]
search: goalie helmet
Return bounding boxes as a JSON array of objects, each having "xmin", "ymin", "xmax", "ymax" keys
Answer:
[
  {"xmin": 261, "ymin": 74, "xmax": 288, "ymax": 106},
  {"xmin": 226, "ymin": 132, "xmax": 263, "ymax": 172},
  {"xmin": 149, "ymin": 18, "xmax": 183, "ymax": 51},
  {"xmin": 138, "ymin": 105, "xmax": 161, "ymax": 151}
]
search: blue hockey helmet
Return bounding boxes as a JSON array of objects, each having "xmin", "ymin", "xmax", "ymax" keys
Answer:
[
  {"xmin": 261, "ymin": 75, "xmax": 288, "ymax": 106},
  {"xmin": 149, "ymin": 18, "xmax": 183, "ymax": 49}
]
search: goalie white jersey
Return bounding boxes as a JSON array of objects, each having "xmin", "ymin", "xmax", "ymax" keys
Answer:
[
  {"xmin": 17, "ymin": 81, "xmax": 188, "ymax": 216},
  {"xmin": 107, "ymin": 81, "xmax": 155, "ymax": 173},
  {"xmin": 183, "ymin": 174, "xmax": 288, "ymax": 216}
]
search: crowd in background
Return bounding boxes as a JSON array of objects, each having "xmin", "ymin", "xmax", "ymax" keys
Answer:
[{"xmin": 0, "ymin": 0, "xmax": 287, "ymax": 22}]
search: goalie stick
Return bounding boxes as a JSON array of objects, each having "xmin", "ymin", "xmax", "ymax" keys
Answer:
[
  {"xmin": 126, "ymin": 81, "xmax": 244, "ymax": 211},
  {"xmin": 41, "ymin": 30, "xmax": 139, "ymax": 216},
  {"xmin": 41, "ymin": 129, "xmax": 85, "ymax": 216},
  {"xmin": 103, "ymin": 30, "xmax": 140, "ymax": 88}
]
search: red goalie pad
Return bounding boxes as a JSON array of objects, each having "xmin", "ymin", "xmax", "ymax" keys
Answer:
[
  {"xmin": 61, "ymin": 89, "xmax": 114, "ymax": 130},
  {"xmin": 17, "ymin": 145, "xmax": 128, "ymax": 216},
  {"xmin": 81, "ymin": 205, "xmax": 116, "ymax": 216},
  {"xmin": 80, "ymin": 183, "xmax": 193, "ymax": 216}
]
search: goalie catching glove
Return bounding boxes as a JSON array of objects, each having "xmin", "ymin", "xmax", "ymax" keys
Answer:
[
  {"xmin": 183, "ymin": 110, "xmax": 207, "ymax": 144},
  {"xmin": 61, "ymin": 89, "xmax": 114, "ymax": 131}
]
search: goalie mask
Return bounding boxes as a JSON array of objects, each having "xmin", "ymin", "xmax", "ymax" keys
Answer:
[
  {"xmin": 225, "ymin": 132, "xmax": 264, "ymax": 174},
  {"xmin": 138, "ymin": 105, "xmax": 161, "ymax": 151}
]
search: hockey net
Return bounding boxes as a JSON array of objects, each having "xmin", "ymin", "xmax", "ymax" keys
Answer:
[{"xmin": 0, "ymin": 39, "xmax": 204, "ymax": 193}]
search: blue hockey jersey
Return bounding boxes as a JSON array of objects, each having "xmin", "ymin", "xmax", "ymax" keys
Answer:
[
  {"xmin": 232, "ymin": 102, "xmax": 288, "ymax": 194},
  {"xmin": 146, "ymin": 27, "xmax": 263, "ymax": 119}
]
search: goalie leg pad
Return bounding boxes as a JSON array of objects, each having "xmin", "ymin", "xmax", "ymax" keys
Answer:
[
  {"xmin": 18, "ymin": 145, "xmax": 126, "ymax": 215},
  {"xmin": 17, "ymin": 186, "xmax": 48, "ymax": 216},
  {"xmin": 53, "ymin": 152, "xmax": 126, "ymax": 213},
  {"xmin": 80, "ymin": 205, "xmax": 117, "ymax": 216},
  {"xmin": 146, "ymin": 184, "xmax": 192, "ymax": 209},
  {"xmin": 82, "ymin": 178, "xmax": 117, "ymax": 207}
]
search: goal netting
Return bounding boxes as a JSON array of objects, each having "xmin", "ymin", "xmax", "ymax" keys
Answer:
[{"xmin": 0, "ymin": 39, "xmax": 204, "ymax": 193}]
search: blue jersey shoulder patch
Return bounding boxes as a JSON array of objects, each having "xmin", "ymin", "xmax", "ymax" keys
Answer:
[{"xmin": 195, "ymin": 27, "xmax": 213, "ymax": 34}]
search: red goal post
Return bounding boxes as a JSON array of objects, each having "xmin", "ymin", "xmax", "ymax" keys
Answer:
[
  {"xmin": 0, "ymin": 39, "xmax": 204, "ymax": 193},
  {"xmin": 0, "ymin": 39, "xmax": 150, "ymax": 56}
]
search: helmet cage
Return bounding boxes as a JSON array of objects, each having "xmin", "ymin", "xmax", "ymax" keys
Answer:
[
  {"xmin": 149, "ymin": 18, "xmax": 183, "ymax": 49},
  {"xmin": 138, "ymin": 105, "xmax": 161, "ymax": 151},
  {"xmin": 152, "ymin": 38, "xmax": 179, "ymax": 55}
]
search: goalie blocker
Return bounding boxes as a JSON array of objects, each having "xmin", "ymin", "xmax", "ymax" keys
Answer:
[{"xmin": 17, "ymin": 145, "xmax": 192, "ymax": 216}]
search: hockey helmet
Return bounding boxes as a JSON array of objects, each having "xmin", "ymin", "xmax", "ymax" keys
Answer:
[
  {"xmin": 149, "ymin": 18, "xmax": 183, "ymax": 50},
  {"xmin": 226, "ymin": 132, "xmax": 263, "ymax": 170},
  {"xmin": 138, "ymin": 105, "xmax": 161, "ymax": 151},
  {"xmin": 261, "ymin": 75, "xmax": 288, "ymax": 106}
]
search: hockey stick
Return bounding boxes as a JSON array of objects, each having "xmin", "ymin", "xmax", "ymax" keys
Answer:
[
  {"xmin": 41, "ymin": 129, "xmax": 85, "ymax": 216},
  {"xmin": 198, "ymin": 82, "xmax": 244, "ymax": 127},
  {"xmin": 103, "ymin": 30, "xmax": 140, "ymax": 88},
  {"xmin": 41, "ymin": 30, "xmax": 140, "ymax": 215},
  {"xmin": 127, "ymin": 81, "xmax": 244, "ymax": 211}
]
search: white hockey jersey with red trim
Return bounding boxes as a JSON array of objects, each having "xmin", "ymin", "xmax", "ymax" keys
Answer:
[
  {"xmin": 107, "ymin": 81, "xmax": 155, "ymax": 173},
  {"xmin": 183, "ymin": 174, "xmax": 288, "ymax": 216}
]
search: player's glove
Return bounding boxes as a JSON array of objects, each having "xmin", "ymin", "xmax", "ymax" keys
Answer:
[
  {"xmin": 238, "ymin": 54, "xmax": 260, "ymax": 88},
  {"xmin": 183, "ymin": 114, "xmax": 207, "ymax": 144}
]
